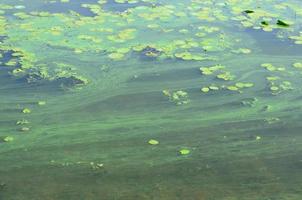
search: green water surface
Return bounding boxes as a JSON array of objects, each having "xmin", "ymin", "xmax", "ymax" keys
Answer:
[{"xmin": 1, "ymin": 0, "xmax": 302, "ymax": 199}]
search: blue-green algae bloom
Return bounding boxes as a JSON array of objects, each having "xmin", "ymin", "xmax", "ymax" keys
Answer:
[{"xmin": 0, "ymin": 0, "xmax": 302, "ymax": 199}]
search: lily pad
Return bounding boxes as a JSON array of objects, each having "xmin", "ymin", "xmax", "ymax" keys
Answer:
[
  {"xmin": 3, "ymin": 136, "xmax": 14, "ymax": 142},
  {"xmin": 293, "ymin": 62, "xmax": 302, "ymax": 69},
  {"xmin": 22, "ymin": 108, "xmax": 31, "ymax": 114},
  {"xmin": 179, "ymin": 149, "xmax": 190, "ymax": 155},
  {"xmin": 148, "ymin": 139, "xmax": 159, "ymax": 145},
  {"xmin": 201, "ymin": 87, "xmax": 210, "ymax": 93},
  {"xmin": 38, "ymin": 101, "xmax": 46, "ymax": 106}
]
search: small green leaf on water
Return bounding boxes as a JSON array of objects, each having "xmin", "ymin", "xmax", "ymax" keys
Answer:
[
  {"xmin": 179, "ymin": 149, "xmax": 190, "ymax": 155},
  {"xmin": 148, "ymin": 139, "xmax": 159, "ymax": 145},
  {"xmin": 3, "ymin": 136, "xmax": 14, "ymax": 142},
  {"xmin": 209, "ymin": 86, "xmax": 219, "ymax": 90},
  {"xmin": 227, "ymin": 86, "xmax": 239, "ymax": 91},
  {"xmin": 293, "ymin": 62, "xmax": 302, "ymax": 69},
  {"xmin": 38, "ymin": 101, "xmax": 46, "ymax": 106},
  {"xmin": 22, "ymin": 108, "xmax": 31, "ymax": 114},
  {"xmin": 20, "ymin": 127, "xmax": 30, "ymax": 132},
  {"xmin": 201, "ymin": 87, "xmax": 210, "ymax": 93},
  {"xmin": 262, "ymin": 105, "xmax": 272, "ymax": 112},
  {"xmin": 270, "ymin": 86, "xmax": 279, "ymax": 91}
]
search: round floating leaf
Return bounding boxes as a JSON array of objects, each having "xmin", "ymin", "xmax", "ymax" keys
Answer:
[
  {"xmin": 22, "ymin": 108, "xmax": 31, "ymax": 114},
  {"xmin": 148, "ymin": 139, "xmax": 159, "ymax": 145},
  {"xmin": 201, "ymin": 87, "xmax": 210, "ymax": 93},
  {"xmin": 293, "ymin": 62, "xmax": 302, "ymax": 69},
  {"xmin": 270, "ymin": 86, "xmax": 279, "ymax": 91},
  {"xmin": 38, "ymin": 101, "xmax": 46, "ymax": 106},
  {"xmin": 179, "ymin": 149, "xmax": 190, "ymax": 155},
  {"xmin": 209, "ymin": 86, "xmax": 219, "ymax": 90},
  {"xmin": 227, "ymin": 86, "xmax": 239, "ymax": 91},
  {"xmin": 108, "ymin": 53, "xmax": 125, "ymax": 60},
  {"xmin": 3, "ymin": 136, "xmax": 14, "ymax": 142}
]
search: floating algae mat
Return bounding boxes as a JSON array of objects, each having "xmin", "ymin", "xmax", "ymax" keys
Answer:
[{"xmin": 1, "ymin": 0, "xmax": 302, "ymax": 199}]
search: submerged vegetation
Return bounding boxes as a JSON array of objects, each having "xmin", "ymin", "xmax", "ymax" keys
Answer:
[{"xmin": 0, "ymin": 0, "xmax": 302, "ymax": 199}]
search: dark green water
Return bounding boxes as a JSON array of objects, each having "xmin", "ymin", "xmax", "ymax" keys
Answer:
[{"xmin": 1, "ymin": 0, "xmax": 302, "ymax": 199}]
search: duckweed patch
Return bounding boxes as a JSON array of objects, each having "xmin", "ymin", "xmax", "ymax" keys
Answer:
[{"xmin": 163, "ymin": 89, "xmax": 190, "ymax": 105}]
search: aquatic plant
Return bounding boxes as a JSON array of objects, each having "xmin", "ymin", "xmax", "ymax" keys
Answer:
[
  {"xmin": 38, "ymin": 101, "xmax": 46, "ymax": 106},
  {"xmin": 200, "ymin": 65, "xmax": 225, "ymax": 75},
  {"xmin": 163, "ymin": 89, "xmax": 189, "ymax": 105},
  {"xmin": 201, "ymin": 87, "xmax": 210, "ymax": 93},
  {"xmin": 179, "ymin": 149, "xmax": 190, "ymax": 155},
  {"xmin": 2, "ymin": 136, "xmax": 14, "ymax": 142},
  {"xmin": 16, "ymin": 119, "xmax": 29, "ymax": 125},
  {"xmin": 226, "ymin": 85, "xmax": 239, "ymax": 91},
  {"xmin": 293, "ymin": 62, "xmax": 302, "ymax": 69},
  {"xmin": 22, "ymin": 108, "xmax": 31, "ymax": 114},
  {"xmin": 20, "ymin": 127, "xmax": 30, "ymax": 132},
  {"xmin": 148, "ymin": 139, "xmax": 159, "ymax": 145},
  {"xmin": 217, "ymin": 72, "xmax": 235, "ymax": 81},
  {"xmin": 235, "ymin": 82, "xmax": 254, "ymax": 88}
]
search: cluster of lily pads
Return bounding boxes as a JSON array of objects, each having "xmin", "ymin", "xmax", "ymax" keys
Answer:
[
  {"xmin": 0, "ymin": 0, "xmax": 300, "ymax": 89},
  {"xmin": 259, "ymin": 63, "xmax": 294, "ymax": 95},
  {"xmin": 0, "ymin": 0, "xmax": 260, "ymax": 88},
  {"xmin": 293, "ymin": 62, "xmax": 302, "ymax": 70},
  {"xmin": 148, "ymin": 139, "xmax": 190, "ymax": 155},
  {"xmin": 200, "ymin": 64, "xmax": 255, "ymax": 94},
  {"xmin": 266, "ymin": 76, "xmax": 293, "ymax": 95},
  {"xmin": 162, "ymin": 89, "xmax": 189, "ymax": 105},
  {"xmin": 200, "ymin": 64, "xmax": 236, "ymax": 81},
  {"xmin": 1, "ymin": 101, "xmax": 46, "ymax": 143},
  {"xmin": 289, "ymin": 32, "xmax": 302, "ymax": 45}
]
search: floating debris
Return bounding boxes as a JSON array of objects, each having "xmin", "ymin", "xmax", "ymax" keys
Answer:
[
  {"xmin": 276, "ymin": 20, "xmax": 290, "ymax": 27},
  {"xmin": 90, "ymin": 162, "xmax": 104, "ymax": 170},
  {"xmin": 265, "ymin": 117, "xmax": 280, "ymax": 124},
  {"xmin": 16, "ymin": 119, "xmax": 29, "ymax": 125}
]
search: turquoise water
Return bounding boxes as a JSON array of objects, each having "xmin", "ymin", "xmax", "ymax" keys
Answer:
[{"xmin": 1, "ymin": 0, "xmax": 302, "ymax": 199}]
